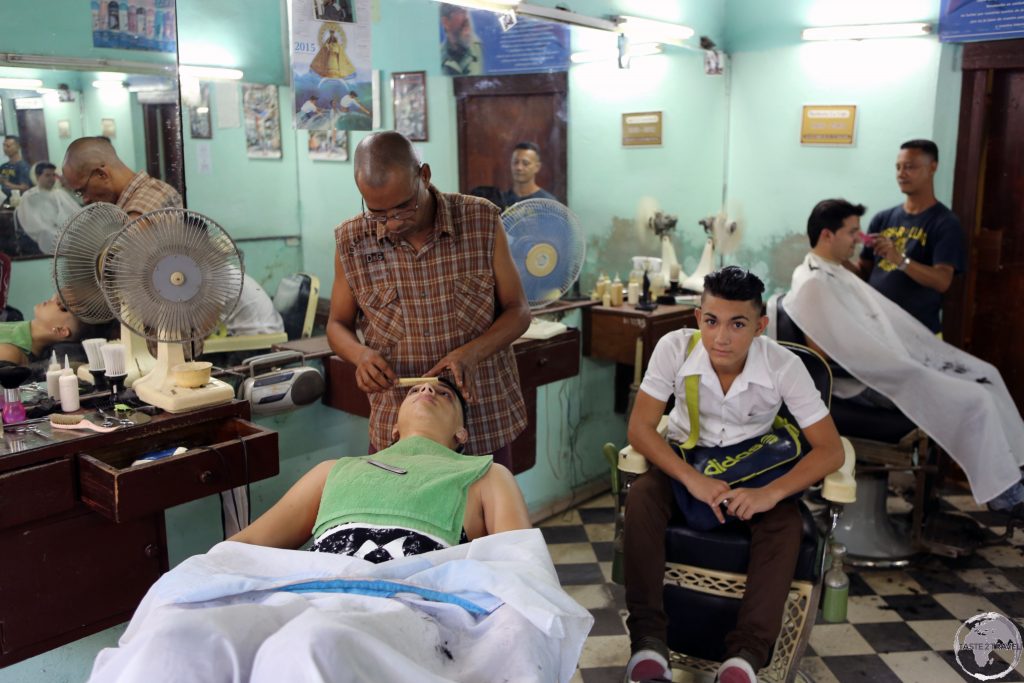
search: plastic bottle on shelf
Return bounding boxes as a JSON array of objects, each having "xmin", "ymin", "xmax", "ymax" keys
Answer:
[{"xmin": 610, "ymin": 274, "xmax": 624, "ymax": 306}]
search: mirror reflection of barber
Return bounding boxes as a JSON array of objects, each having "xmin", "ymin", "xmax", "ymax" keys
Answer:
[{"xmin": 503, "ymin": 142, "xmax": 556, "ymax": 207}]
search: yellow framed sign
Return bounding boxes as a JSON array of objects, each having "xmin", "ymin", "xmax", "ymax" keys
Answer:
[
  {"xmin": 622, "ymin": 111, "xmax": 663, "ymax": 147},
  {"xmin": 800, "ymin": 105, "xmax": 856, "ymax": 145}
]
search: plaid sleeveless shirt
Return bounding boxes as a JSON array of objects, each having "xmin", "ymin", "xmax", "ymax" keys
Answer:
[{"xmin": 335, "ymin": 185, "xmax": 527, "ymax": 455}]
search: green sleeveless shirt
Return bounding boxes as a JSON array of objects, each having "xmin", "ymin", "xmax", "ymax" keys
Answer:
[
  {"xmin": 313, "ymin": 436, "xmax": 492, "ymax": 546},
  {"xmin": 0, "ymin": 321, "xmax": 33, "ymax": 354}
]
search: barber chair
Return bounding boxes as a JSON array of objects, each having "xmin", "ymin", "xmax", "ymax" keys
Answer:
[
  {"xmin": 204, "ymin": 273, "xmax": 320, "ymax": 354},
  {"xmin": 613, "ymin": 342, "xmax": 857, "ymax": 683},
  {"xmin": 767, "ymin": 293, "xmax": 972, "ymax": 564}
]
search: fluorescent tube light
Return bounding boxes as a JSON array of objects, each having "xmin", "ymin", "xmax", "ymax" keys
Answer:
[
  {"xmin": 617, "ymin": 15, "xmax": 695, "ymax": 45},
  {"xmin": 802, "ymin": 22, "xmax": 932, "ymax": 41},
  {"xmin": 178, "ymin": 65, "xmax": 244, "ymax": 81},
  {"xmin": 430, "ymin": 0, "xmax": 519, "ymax": 10},
  {"xmin": 0, "ymin": 77, "xmax": 44, "ymax": 89},
  {"xmin": 571, "ymin": 42, "xmax": 662, "ymax": 64},
  {"xmin": 92, "ymin": 79, "xmax": 125, "ymax": 89},
  {"xmin": 518, "ymin": 3, "xmax": 618, "ymax": 32}
]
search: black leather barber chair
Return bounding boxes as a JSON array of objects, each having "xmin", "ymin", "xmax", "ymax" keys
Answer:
[{"xmin": 615, "ymin": 342, "xmax": 856, "ymax": 683}]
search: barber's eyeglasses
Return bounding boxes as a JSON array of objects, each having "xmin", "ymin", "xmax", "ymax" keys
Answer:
[
  {"xmin": 362, "ymin": 177, "xmax": 421, "ymax": 224},
  {"xmin": 70, "ymin": 168, "xmax": 99, "ymax": 200}
]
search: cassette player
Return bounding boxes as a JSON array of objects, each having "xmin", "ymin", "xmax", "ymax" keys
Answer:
[{"xmin": 238, "ymin": 350, "xmax": 325, "ymax": 416}]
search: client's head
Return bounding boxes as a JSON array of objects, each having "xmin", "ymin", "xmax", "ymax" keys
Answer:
[
  {"xmin": 807, "ymin": 198, "xmax": 866, "ymax": 262},
  {"xmin": 697, "ymin": 266, "xmax": 768, "ymax": 371},
  {"xmin": 33, "ymin": 294, "xmax": 86, "ymax": 343},
  {"xmin": 392, "ymin": 377, "xmax": 469, "ymax": 450}
]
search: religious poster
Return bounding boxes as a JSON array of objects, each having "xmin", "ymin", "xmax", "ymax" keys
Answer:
[
  {"xmin": 91, "ymin": 0, "xmax": 177, "ymax": 53},
  {"xmin": 290, "ymin": 0, "xmax": 373, "ymax": 131},
  {"xmin": 243, "ymin": 84, "xmax": 283, "ymax": 159},
  {"xmin": 939, "ymin": 0, "xmax": 1024, "ymax": 42},
  {"xmin": 438, "ymin": 4, "xmax": 569, "ymax": 76},
  {"xmin": 308, "ymin": 129, "xmax": 349, "ymax": 161}
]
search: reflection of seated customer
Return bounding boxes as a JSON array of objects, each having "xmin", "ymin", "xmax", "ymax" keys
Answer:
[
  {"xmin": 231, "ymin": 378, "xmax": 530, "ymax": 554},
  {"xmin": 503, "ymin": 142, "xmax": 557, "ymax": 207},
  {"xmin": 787, "ymin": 198, "xmax": 1024, "ymax": 514},
  {"xmin": 1, "ymin": 136, "xmax": 33, "ymax": 203},
  {"xmin": 220, "ymin": 273, "xmax": 285, "ymax": 337},
  {"xmin": 0, "ymin": 294, "xmax": 99, "ymax": 366},
  {"xmin": 623, "ymin": 266, "xmax": 843, "ymax": 683},
  {"xmin": 15, "ymin": 162, "xmax": 82, "ymax": 254}
]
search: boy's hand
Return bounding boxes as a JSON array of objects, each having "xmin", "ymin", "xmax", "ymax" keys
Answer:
[
  {"xmin": 714, "ymin": 487, "xmax": 781, "ymax": 521},
  {"xmin": 684, "ymin": 473, "xmax": 731, "ymax": 524}
]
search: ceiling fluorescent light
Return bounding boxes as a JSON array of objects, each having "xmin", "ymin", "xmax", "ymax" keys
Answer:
[
  {"xmin": 178, "ymin": 65, "xmax": 244, "ymax": 81},
  {"xmin": 0, "ymin": 77, "xmax": 44, "ymax": 89},
  {"xmin": 617, "ymin": 15, "xmax": 695, "ymax": 45},
  {"xmin": 92, "ymin": 79, "xmax": 125, "ymax": 89},
  {"xmin": 802, "ymin": 22, "xmax": 932, "ymax": 41},
  {"xmin": 518, "ymin": 3, "xmax": 617, "ymax": 32},
  {"xmin": 430, "ymin": 0, "xmax": 520, "ymax": 10},
  {"xmin": 1, "ymin": 53, "xmax": 175, "ymax": 75},
  {"xmin": 571, "ymin": 42, "xmax": 662, "ymax": 64}
]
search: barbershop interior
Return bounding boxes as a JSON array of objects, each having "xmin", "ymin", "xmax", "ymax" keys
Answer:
[{"xmin": 1, "ymin": 0, "xmax": 1023, "ymax": 681}]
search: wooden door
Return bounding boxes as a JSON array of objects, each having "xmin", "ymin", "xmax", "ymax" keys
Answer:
[
  {"xmin": 14, "ymin": 108, "xmax": 49, "ymax": 169},
  {"xmin": 950, "ymin": 39, "xmax": 1024, "ymax": 410},
  {"xmin": 454, "ymin": 72, "xmax": 567, "ymax": 203},
  {"xmin": 142, "ymin": 102, "xmax": 184, "ymax": 199}
]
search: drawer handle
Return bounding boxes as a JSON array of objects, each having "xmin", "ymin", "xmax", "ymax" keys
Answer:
[
  {"xmin": 537, "ymin": 357, "xmax": 549, "ymax": 367},
  {"xmin": 199, "ymin": 470, "xmax": 215, "ymax": 485},
  {"xmin": 144, "ymin": 544, "xmax": 160, "ymax": 559}
]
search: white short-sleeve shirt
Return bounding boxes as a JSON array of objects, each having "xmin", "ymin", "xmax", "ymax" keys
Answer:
[{"xmin": 639, "ymin": 329, "xmax": 829, "ymax": 447}]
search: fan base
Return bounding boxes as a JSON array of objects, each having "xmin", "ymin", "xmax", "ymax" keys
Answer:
[{"xmin": 134, "ymin": 377, "xmax": 235, "ymax": 413}]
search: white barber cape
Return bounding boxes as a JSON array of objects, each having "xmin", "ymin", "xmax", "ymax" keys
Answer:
[
  {"xmin": 15, "ymin": 186, "xmax": 82, "ymax": 254},
  {"xmin": 88, "ymin": 530, "xmax": 592, "ymax": 683},
  {"xmin": 787, "ymin": 252, "xmax": 1024, "ymax": 504}
]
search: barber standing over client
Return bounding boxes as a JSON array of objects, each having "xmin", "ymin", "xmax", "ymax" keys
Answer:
[
  {"xmin": 857, "ymin": 139, "xmax": 965, "ymax": 334},
  {"xmin": 327, "ymin": 131, "xmax": 530, "ymax": 468}
]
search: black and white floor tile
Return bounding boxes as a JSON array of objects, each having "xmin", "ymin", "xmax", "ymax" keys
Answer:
[{"xmin": 541, "ymin": 490, "xmax": 1024, "ymax": 683}]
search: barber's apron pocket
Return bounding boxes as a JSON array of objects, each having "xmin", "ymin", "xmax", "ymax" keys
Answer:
[
  {"xmin": 454, "ymin": 275, "xmax": 495, "ymax": 336},
  {"xmin": 359, "ymin": 286, "xmax": 405, "ymax": 349}
]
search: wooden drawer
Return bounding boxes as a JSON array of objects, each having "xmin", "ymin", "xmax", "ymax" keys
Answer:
[
  {"xmin": 515, "ymin": 330, "xmax": 580, "ymax": 388},
  {"xmin": 79, "ymin": 418, "xmax": 279, "ymax": 523},
  {"xmin": 0, "ymin": 459, "xmax": 76, "ymax": 531}
]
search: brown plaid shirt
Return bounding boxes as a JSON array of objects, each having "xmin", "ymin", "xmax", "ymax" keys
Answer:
[
  {"xmin": 335, "ymin": 185, "xmax": 527, "ymax": 455},
  {"xmin": 117, "ymin": 171, "xmax": 182, "ymax": 216}
]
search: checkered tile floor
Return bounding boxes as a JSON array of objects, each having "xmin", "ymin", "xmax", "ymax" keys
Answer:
[{"xmin": 541, "ymin": 489, "xmax": 1024, "ymax": 683}]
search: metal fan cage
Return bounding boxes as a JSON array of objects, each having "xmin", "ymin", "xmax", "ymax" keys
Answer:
[
  {"xmin": 100, "ymin": 208, "xmax": 244, "ymax": 343},
  {"xmin": 502, "ymin": 198, "xmax": 585, "ymax": 309},
  {"xmin": 52, "ymin": 202, "xmax": 129, "ymax": 324}
]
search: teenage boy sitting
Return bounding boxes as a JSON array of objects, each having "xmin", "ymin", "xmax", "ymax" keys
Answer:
[{"xmin": 623, "ymin": 266, "xmax": 844, "ymax": 683}]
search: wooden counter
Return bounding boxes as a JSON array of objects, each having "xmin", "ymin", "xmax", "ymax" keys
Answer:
[
  {"xmin": 322, "ymin": 329, "xmax": 581, "ymax": 474},
  {"xmin": 582, "ymin": 302, "xmax": 697, "ymax": 411},
  {"xmin": 0, "ymin": 400, "xmax": 279, "ymax": 667}
]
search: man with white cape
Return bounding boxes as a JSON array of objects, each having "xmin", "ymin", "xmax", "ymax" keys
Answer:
[{"xmin": 785, "ymin": 198, "xmax": 1024, "ymax": 512}]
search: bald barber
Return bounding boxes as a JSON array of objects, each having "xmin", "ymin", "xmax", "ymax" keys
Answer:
[
  {"xmin": 62, "ymin": 136, "xmax": 181, "ymax": 217},
  {"xmin": 328, "ymin": 131, "xmax": 530, "ymax": 467}
]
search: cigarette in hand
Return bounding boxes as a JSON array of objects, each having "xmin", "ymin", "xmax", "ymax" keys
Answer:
[{"xmin": 396, "ymin": 377, "xmax": 440, "ymax": 387}]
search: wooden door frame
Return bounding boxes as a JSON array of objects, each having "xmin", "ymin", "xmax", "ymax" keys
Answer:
[
  {"xmin": 948, "ymin": 38, "xmax": 1024, "ymax": 348},
  {"xmin": 453, "ymin": 72, "xmax": 568, "ymax": 201}
]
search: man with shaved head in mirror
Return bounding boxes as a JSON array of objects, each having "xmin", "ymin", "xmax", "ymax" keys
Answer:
[
  {"xmin": 61, "ymin": 136, "xmax": 181, "ymax": 218},
  {"xmin": 328, "ymin": 131, "xmax": 530, "ymax": 468}
]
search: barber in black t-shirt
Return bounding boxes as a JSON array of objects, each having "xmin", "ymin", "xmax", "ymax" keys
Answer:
[{"xmin": 857, "ymin": 139, "xmax": 965, "ymax": 333}]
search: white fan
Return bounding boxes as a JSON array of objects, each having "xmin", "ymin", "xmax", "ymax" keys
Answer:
[
  {"xmin": 682, "ymin": 210, "xmax": 745, "ymax": 292},
  {"xmin": 100, "ymin": 208, "xmax": 244, "ymax": 413},
  {"xmin": 503, "ymin": 199, "xmax": 585, "ymax": 338},
  {"xmin": 53, "ymin": 203, "xmax": 156, "ymax": 387}
]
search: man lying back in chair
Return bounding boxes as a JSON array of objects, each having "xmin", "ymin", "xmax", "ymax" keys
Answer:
[
  {"xmin": 788, "ymin": 198, "xmax": 1024, "ymax": 516},
  {"xmin": 624, "ymin": 266, "xmax": 844, "ymax": 683},
  {"xmin": 230, "ymin": 377, "xmax": 530, "ymax": 556}
]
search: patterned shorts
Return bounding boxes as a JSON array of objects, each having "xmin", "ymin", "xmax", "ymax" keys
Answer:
[{"xmin": 311, "ymin": 523, "xmax": 469, "ymax": 564}]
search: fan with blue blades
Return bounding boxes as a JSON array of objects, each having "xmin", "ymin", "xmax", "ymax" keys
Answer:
[{"xmin": 502, "ymin": 199, "xmax": 585, "ymax": 309}]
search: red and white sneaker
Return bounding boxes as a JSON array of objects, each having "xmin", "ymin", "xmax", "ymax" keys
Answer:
[
  {"xmin": 716, "ymin": 656, "xmax": 758, "ymax": 683},
  {"xmin": 623, "ymin": 649, "xmax": 671, "ymax": 682}
]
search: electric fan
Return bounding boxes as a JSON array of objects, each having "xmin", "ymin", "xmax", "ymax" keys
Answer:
[
  {"xmin": 683, "ymin": 210, "xmax": 744, "ymax": 292},
  {"xmin": 100, "ymin": 208, "xmax": 244, "ymax": 413},
  {"xmin": 53, "ymin": 203, "xmax": 157, "ymax": 387},
  {"xmin": 502, "ymin": 199, "xmax": 585, "ymax": 339}
]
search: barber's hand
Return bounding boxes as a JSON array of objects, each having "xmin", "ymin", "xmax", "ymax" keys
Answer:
[
  {"xmin": 425, "ymin": 345, "xmax": 481, "ymax": 402},
  {"xmin": 872, "ymin": 236, "xmax": 902, "ymax": 266},
  {"xmin": 714, "ymin": 487, "xmax": 781, "ymax": 521},
  {"xmin": 355, "ymin": 347, "xmax": 396, "ymax": 393},
  {"xmin": 684, "ymin": 474, "xmax": 731, "ymax": 524}
]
